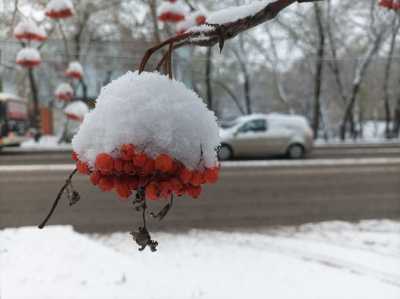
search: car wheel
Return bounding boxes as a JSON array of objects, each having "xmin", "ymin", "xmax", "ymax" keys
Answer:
[
  {"xmin": 218, "ymin": 144, "xmax": 233, "ymax": 160},
  {"xmin": 287, "ymin": 144, "xmax": 305, "ymax": 159}
]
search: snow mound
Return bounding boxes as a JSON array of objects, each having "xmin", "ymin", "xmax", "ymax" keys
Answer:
[
  {"xmin": 64, "ymin": 101, "xmax": 89, "ymax": 122},
  {"xmin": 158, "ymin": 0, "xmax": 188, "ymax": 22},
  {"xmin": 65, "ymin": 61, "xmax": 84, "ymax": 79},
  {"xmin": 207, "ymin": 0, "xmax": 273, "ymax": 24},
  {"xmin": 46, "ymin": 0, "xmax": 74, "ymax": 12},
  {"xmin": 72, "ymin": 71, "xmax": 220, "ymax": 170},
  {"xmin": 14, "ymin": 19, "xmax": 47, "ymax": 41},
  {"xmin": 55, "ymin": 83, "xmax": 74, "ymax": 100},
  {"xmin": 16, "ymin": 47, "xmax": 41, "ymax": 68}
]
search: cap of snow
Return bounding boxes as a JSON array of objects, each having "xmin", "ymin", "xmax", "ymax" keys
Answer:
[
  {"xmin": 45, "ymin": 0, "xmax": 74, "ymax": 19},
  {"xmin": 207, "ymin": 0, "xmax": 273, "ymax": 25},
  {"xmin": 55, "ymin": 83, "xmax": 74, "ymax": 101},
  {"xmin": 65, "ymin": 61, "xmax": 84, "ymax": 79},
  {"xmin": 158, "ymin": 0, "xmax": 188, "ymax": 22},
  {"xmin": 64, "ymin": 101, "xmax": 89, "ymax": 122},
  {"xmin": 72, "ymin": 71, "xmax": 220, "ymax": 170},
  {"xmin": 16, "ymin": 47, "xmax": 41, "ymax": 68},
  {"xmin": 14, "ymin": 19, "xmax": 47, "ymax": 42}
]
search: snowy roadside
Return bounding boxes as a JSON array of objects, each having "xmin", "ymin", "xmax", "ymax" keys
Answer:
[
  {"xmin": 1, "ymin": 220, "xmax": 399, "ymax": 299},
  {"xmin": 20, "ymin": 135, "xmax": 72, "ymax": 151}
]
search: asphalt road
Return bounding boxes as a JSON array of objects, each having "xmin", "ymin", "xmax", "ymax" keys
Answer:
[
  {"xmin": 1, "ymin": 142, "xmax": 399, "ymax": 165},
  {"xmin": 1, "ymin": 158, "xmax": 399, "ymax": 233}
]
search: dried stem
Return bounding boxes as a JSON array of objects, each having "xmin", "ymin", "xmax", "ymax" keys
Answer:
[{"xmin": 38, "ymin": 168, "xmax": 78, "ymax": 229}]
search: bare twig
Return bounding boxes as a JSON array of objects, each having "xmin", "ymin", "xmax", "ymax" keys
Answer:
[{"xmin": 38, "ymin": 169, "xmax": 78, "ymax": 229}]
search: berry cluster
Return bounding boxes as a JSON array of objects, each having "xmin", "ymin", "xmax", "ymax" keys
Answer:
[
  {"xmin": 73, "ymin": 144, "xmax": 219, "ymax": 201},
  {"xmin": 46, "ymin": 8, "xmax": 74, "ymax": 19}
]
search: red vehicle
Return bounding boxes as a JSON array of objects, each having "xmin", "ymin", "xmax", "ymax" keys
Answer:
[{"xmin": 0, "ymin": 93, "xmax": 30, "ymax": 148}]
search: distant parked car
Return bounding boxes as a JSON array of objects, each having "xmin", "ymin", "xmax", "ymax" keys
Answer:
[{"xmin": 218, "ymin": 113, "xmax": 314, "ymax": 160}]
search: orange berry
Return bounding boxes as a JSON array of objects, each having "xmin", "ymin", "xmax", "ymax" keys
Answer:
[
  {"xmin": 179, "ymin": 167, "xmax": 192, "ymax": 184},
  {"xmin": 76, "ymin": 160, "xmax": 89, "ymax": 174},
  {"xmin": 155, "ymin": 154, "xmax": 173, "ymax": 173},
  {"xmin": 71, "ymin": 151, "xmax": 78, "ymax": 161},
  {"xmin": 114, "ymin": 178, "xmax": 132, "ymax": 199},
  {"xmin": 123, "ymin": 161, "xmax": 135, "ymax": 174},
  {"xmin": 145, "ymin": 182, "xmax": 159, "ymax": 200},
  {"xmin": 204, "ymin": 167, "xmax": 219, "ymax": 184},
  {"xmin": 142, "ymin": 159, "xmax": 155, "ymax": 176},
  {"xmin": 90, "ymin": 171, "xmax": 101, "ymax": 185},
  {"xmin": 98, "ymin": 176, "xmax": 114, "ymax": 192},
  {"xmin": 95, "ymin": 153, "xmax": 114, "ymax": 174},
  {"xmin": 114, "ymin": 158, "xmax": 124, "ymax": 173},
  {"xmin": 187, "ymin": 185, "xmax": 202, "ymax": 198},
  {"xmin": 196, "ymin": 15, "xmax": 206, "ymax": 25},
  {"xmin": 132, "ymin": 152, "xmax": 148, "ymax": 168},
  {"xmin": 160, "ymin": 181, "xmax": 172, "ymax": 199},
  {"xmin": 190, "ymin": 171, "xmax": 203, "ymax": 186},
  {"xmin": 169, "ymin": 178, "xmax": 183, "ymax": 192},
  {"xmin": 120, "ymin": 144, "xmax": 136, "ymax": 160}
]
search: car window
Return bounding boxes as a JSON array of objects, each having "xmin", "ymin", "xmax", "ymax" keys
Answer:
[{"xmin": 238, "ymin": 119, "xmax": 267, "ymax": 133}]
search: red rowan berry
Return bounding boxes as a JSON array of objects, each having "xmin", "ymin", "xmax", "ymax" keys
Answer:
[
  {"xmin": 90, "ymin": 171, "xmax": 101, "ymax": 185},
  {"xmin": 145, "ymin": 182, "xmax": 159, "ymax": 200},
  {"xmin": 95, "ymin": 153, "xmax": 114, "ymax": 174},
  {"xmin": 179, "ymin": 167, "xmax": 192, "ymax": 184},
  {"xmin": 120, "ymin": 144, "xmax": 135, "ymax": 160},
  {"xmin": 155, "ymin": 154, "xmax": 173, "ymax": 173},
  {"xmin": 98, "ymin": 176, "xmax": 114, "ymax": 192}
]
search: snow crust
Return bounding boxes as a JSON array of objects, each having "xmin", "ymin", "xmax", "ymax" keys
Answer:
[
  {"xmin": 13, "ymin": 19, "xmax": 47, "ymax": 40},
  {"xmin": 1, "ymin": 220, "xmax": 399, "ymax": 299},
  {"xmin": 16, "ymin": 47, "xmax": 41, "ymax": 61},
  {"xmin": 46, "ymin": 0, "xmax": 74, "ymax": 11},
  {"xmin": 158, "ymin": 0, "xmax": 188, "ymax": 16},
  {"xmin": 20, "ymin": 135, "xmax": 72, "ymax": 150},
  {"xmin": 72, "ymin": 71, "xmax": 220, "ymax": 170},
  {"xmin": 55, "ymin": 83, "xmax": 73, "ymax": 96},
  {"xmin": 64, "ymin": 101, "xmax": 89, "ymax": 119},
  {"xmin": 66, "ymin": 61, "xmax": 83, "ymax": 75},
  {"xmin": 207, "ymin": 0, "xmax": 273, "ymax": 24}
]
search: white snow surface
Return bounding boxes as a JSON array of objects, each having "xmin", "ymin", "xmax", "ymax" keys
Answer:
[
  {"xmin": 207, "ymin": 0, "xmax": 273, "ymax": 24},
  {"xmin": 64, "ymin": 101, "xmax": 89, "ymax": 118},
  {"xmin": 16, "ymin": 47, "xmax": 41, "ymax": 61},
  {"xmin": 158, "ymin": 0, "xmax": 188, "ymax": 16},
  {"xmin": 72, "ymin": 71, "xmax": 220, "ymax": 170},
  {"xmin": 13, "ymin": 19, "xmax": 46, "ymax": 39},
  {"xmin": 20, "ymin": 135, "xmax": 72, "ymax": 150},
  {"xmin": 66, "ymin": 61, "xmax": 83, "ymax": 75},
  {"xmin": 55, "ymin": 83, "xmax": 73, "ymax": 96},
  {"xmin": 1, "ymin": 220, "xmax": 399, "ymax": 299},
  {"xmin": 46, "ymin": 0, "xmax": 74, "ymax": 12}
]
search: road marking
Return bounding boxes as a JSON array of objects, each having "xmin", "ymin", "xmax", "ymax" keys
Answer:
[{"xmin": 1, "ymin": 158, "xmax": 400, "ymax": 173}]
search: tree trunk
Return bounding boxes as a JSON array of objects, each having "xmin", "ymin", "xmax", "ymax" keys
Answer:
[
  {"xmin": 312, "ymin": 3, "xmax": 325, "ymax": 139},
  {"xmin": 205, "ymin": 47, "xmax": 213, "ymax": 111},
  {"xmin": 340, "ymin": 30, "xmax": 384, "ymax": 140},
  {"xmin": 28, "ymin": 69, "xmax": 41, "ymax": 141},
  {"xmin": 383, "ymin": 18, "xmax": 400, "ymax": 138}
]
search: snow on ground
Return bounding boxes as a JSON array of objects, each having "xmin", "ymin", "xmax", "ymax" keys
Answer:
[
  {"xmin": 20, "ymin": 135, "xmax": 72, "ymax": 150},
  {"xmin": 1, "ymin": 220, "xmax": 399, "ymax": 299}
]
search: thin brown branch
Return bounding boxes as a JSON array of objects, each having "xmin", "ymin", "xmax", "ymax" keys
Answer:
[{"xmin": 38, "ymin": 168, "xmax": 78, "ymax": 229}]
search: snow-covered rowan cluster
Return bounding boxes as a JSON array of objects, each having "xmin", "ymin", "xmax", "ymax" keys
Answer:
[{"xmin": 71, "ymin": 71, "xmax": 220, "ymax": 201}]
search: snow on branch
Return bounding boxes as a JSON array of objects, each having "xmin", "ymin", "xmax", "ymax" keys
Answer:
[{"xmin": 139, "ymin": 0, "xmax": 323, "ymax": 72}]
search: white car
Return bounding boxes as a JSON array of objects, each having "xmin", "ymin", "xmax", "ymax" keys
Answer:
[{"xmin": 218, "ymin": 113, "xmax": 314, "ymax": 160}]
